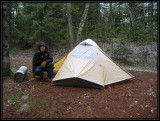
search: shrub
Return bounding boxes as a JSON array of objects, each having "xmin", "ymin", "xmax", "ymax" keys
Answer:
[
  {"xmin": 11, "ymin": 48, "xmax": 17, "ymax": 55},
  {"xmin": 111, "ymin": 35, "xmax": 134, "ymax": 62}
]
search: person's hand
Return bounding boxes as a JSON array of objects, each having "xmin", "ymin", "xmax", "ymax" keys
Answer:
[{"xmin": 41, "ymin": 61, "xmax": 46, "ymax": 68}]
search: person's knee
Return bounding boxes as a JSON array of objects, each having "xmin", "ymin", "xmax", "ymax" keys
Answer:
[
  {"xmin": 46, "ymin": 62, "xmax": 54, "ymax": 78},
  {"xmin": 34, "ymin": 66, "xmax": 43, "ymax": 76}
]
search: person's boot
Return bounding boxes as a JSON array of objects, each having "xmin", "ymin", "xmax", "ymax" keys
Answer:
[
  {"xmin": 47, "ymin": 76, "xmax": 53, "ymax": 83},
  {"xmin": 30, "ymin": 73, "xmax": 35, "ymax": 81},
  {"xmin": 39, "ymin": 75, "xmax": 43, "ymax": 81}
]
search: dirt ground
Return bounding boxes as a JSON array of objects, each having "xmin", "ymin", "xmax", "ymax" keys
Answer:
[{"xmin": 2, "ymin": 47, "xmax": 158, "ymax": 119}]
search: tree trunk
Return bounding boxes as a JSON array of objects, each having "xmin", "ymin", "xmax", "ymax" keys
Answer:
[
  {"xmin": 109, "ymin": 3, "xmax": 113, "ymax": 23},
  {"xmin": 128, "ymin": 3, "xmax": 135, "ymax": 41},
  {"xmin": 67, "ymin": 3, "xmax": 74, "ymax": 49},
  {"xmin": 150, "ymin": 2, "xmax": 154, "ymax": 40},
  {"xmin": 97, "ymin": 3, "xmax": 101, "ymax": 25},
  {"xmin": 3, "ymin": 3, "xmax": 11, "ymax": 77},
  {"xmin": 76, "ymin": 3, "xmax": 90, "ymax": 45},
  {"xmin": 128, "ymin": 4, "xmax": 134, "ymax": 29}
]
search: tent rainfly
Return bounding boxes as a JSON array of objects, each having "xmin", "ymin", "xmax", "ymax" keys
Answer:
[{"xmin": 51, "ymin": 39, "xmax": 134, "ymax": 89}]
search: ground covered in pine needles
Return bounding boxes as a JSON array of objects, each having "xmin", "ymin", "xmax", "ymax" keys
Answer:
[{"xmin": 2, "ymin": 47, "xmax": 158, "ymax": 119}]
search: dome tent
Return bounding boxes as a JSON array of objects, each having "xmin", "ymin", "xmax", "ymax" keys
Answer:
[{"xmin": 51, "ymin": 39, "xmax": 133, "ymax": 89}]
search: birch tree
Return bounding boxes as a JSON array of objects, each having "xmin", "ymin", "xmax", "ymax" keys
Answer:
[
  {"xmin": 76, "ymin": 3, "xmax": 90, "ymax": 45},
  {"xmin": 67, "ymin": 3, "xmax": 90, "ymax": 48}
]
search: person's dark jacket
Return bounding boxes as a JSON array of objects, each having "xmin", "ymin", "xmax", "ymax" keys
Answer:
[{"xmin": 32, "ymin": 41, "xmax": 53, "ymax": 73}]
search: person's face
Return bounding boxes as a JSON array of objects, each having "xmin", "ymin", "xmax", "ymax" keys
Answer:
[{"xmin": 40, "ymin": 46, "xmax": 45, "ymax": 52}]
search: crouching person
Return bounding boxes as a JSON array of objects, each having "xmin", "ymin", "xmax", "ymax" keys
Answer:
[{"xmin": 32, "ymin": 41, "xmax": 54, "ymax": 82}]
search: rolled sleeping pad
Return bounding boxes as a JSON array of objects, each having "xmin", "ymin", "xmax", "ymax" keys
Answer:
[{"xmin": 14, "ymin": 66, "xmax": 28, "ymax": 82}]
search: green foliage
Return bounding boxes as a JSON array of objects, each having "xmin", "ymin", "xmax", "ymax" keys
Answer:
[
  {"xmin": 11, "ymin": 48, "xmax": 17, "ymax": 55},
  {"xmin": 111, "ymin": 35, "xmax": 134, "ymax": 62},
  {"xmin": 3, "ymin": 83, "xmax": 10, "ymax": 89},
  {"xmin": 111, "ymin": 46, "xmax": 134, "ymax": 60},
  {"xmin": 86, "ymin": 106, "xmax": 92, "ymax": 111},
  {"xmin": 9, "ymin": 3, "xmax": 67, "ymax": 48},
  {"xmin": 59, "ymin": 39, "xmax": 67, "ymax": 45},
  {"xmin": 8, "ymin": 2, "xmax": 157, "ymax": 48},
  {"xmin": 27, "ymin": 98, "xmax": 46, "ymax": 109}
]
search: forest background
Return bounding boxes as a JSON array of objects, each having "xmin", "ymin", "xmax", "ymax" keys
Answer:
[{"xmin": 2, "ymin": 2, "xmax": 158, "ymax": 76}]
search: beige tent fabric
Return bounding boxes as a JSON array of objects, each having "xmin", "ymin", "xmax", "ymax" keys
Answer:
[
  {"xmin": 53, "ymin": 39, "xmax": 133, "ymax": 87},
  {"xmin": 79, "ymin": 39, "xmax": 100, "ymax": 48},
  {"xmin": 97, "ymin": 48, "xmax": 133, "ymax": 85}
]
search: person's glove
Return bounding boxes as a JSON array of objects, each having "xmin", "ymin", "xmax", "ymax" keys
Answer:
[{"xmin": 41, "ymin": 61, "xmax": 46, "ymax": 68}]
